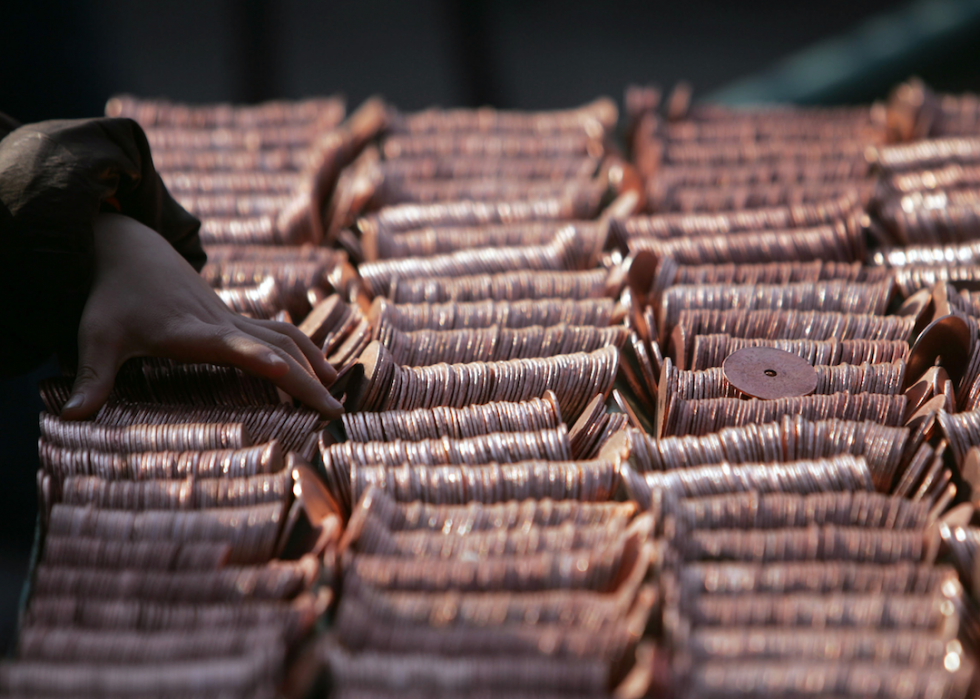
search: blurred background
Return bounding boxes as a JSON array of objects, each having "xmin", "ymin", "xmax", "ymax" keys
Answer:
[{"xmin": 2, "ymin": 0, "xmax": 980, "ymax": 653}]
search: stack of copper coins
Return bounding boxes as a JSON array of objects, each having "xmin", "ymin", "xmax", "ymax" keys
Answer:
[
  {"xmin": 12, "ymin": 78, "xmax": 980, "ymax": 697},
  {"xmin": 332, "ymin": 99, "xmax": 637, "ymax": 443},
  {"xmin": 107, "ymin": 94, "xmax": 344, "ymax": 247},
  {"xmin": 305, "ymin": 99, "xmax": 667, "ymax": 697},
  {"xmin": 662, "ymin": 490, "xmax": 971, "ymax": 699},
  {"xmin": 629, "ymin": 83, "xmax": 884, "ymax": 215},
  {"xmin": 321, "ymin": 486, "xmax": 658, "ymax": 697},
  {"xmin": 3, "ymin": 406, "xmax": 340, "ymax": 696},
  {"xmin": 619, "ymin": 81, "xmax": 980, "ymax": 697}
]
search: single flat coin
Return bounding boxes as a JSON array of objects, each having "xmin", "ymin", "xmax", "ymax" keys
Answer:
[
  {"xmin": 723, "ymin": 347, "xmax": 818, "ymax": 400},
  {"xmin": 905, "ymin": 314, "xmax": 972, "ymax": 390}
]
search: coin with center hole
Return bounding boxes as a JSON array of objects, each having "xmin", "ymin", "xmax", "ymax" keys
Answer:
[{"xmin": 722, "ymin": 347, "xmax": 818, "ymax": 400}]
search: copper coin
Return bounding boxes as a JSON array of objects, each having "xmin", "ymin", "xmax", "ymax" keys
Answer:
[
  {"xmin": 722, "ymin": 347, "xmax": 818, "ymax": 400},
  {"xmin": 905, "ymin": 314, "xmax": 973, "ymax": 389}
]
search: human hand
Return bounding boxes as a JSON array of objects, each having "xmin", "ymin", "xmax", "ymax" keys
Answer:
[{"xmin": 60, "ymin": 213, "xmax": 343, "ymax": 420}]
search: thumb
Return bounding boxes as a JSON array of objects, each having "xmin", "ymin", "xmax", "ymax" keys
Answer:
[{"xmin": 61, "ymin": 337, "xmax": 122, "ymax": 421}]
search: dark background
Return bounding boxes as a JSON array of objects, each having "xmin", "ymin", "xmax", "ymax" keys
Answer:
[{"xmin": 2, "ymin": 0, "xmax": 980, "ymax": 652}]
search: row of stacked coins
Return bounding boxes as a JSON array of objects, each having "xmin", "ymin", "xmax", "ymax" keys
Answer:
[
  {"xmin": 660, "ymin": 490, "xmax": 971, "ymax": 699},
  {"xmin": 620, "ymin": 82, "xmax": 980, "ymax": 697},
  {"xmin": 307, "ymin": 99, "xmax": 672, "ymax": 697},
  {"xmin": 659, "ymin": 356, "xmax": 908, "ymax": 401},
  {"xmin": 868, "ymin": 78, "xmax": 980, "ymax": 595},
  {"xmin": 321, "ymin": 486, "xmax": 659, "ymax": 696},
  {"xmin": 11, "ymin": 417, "xmax": 336, "ymax": 697},
  {"xmin": 629, "ymin": 84, "xmax": 883, "ymax": 215},
  {"xmin": 108, "ymin": 93, "xmax": 344, "ymax": 248}
]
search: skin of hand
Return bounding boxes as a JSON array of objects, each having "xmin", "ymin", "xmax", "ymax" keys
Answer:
[{"xmin": 59, "ymin": 212, "xmax": 343, "ymax": 420}]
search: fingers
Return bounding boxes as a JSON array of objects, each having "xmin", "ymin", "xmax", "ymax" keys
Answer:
[
  {"xmin": 62, "ymin": 331, "xmax": 123, "ymax": 421},
  {"xmin": 65, "ymin": 315, "xmax": 344, "ymax": 420},
  {"xmin": 198, "ymin": 324, "xmax": 344, "ymax": 419},
  {"xmin": 192, "ymin": 326, "xmax": 292, "ymax": 380},
  {"xmin": 242, "ymin": 318, "xmax": 338, "ymax": 385},
  {"xmin": 264, "ymin": 353, "xmax": 345, "ymax": 419},
  {"xmin": 78, "ymin": 212, "xmax": 343, "ymax": 419}
]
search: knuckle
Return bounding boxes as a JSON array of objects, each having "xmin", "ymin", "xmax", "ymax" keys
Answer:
[
  {"xmin": 266, "ymin": 320, "xmax": 302, "ymax": 341},
  {"xmin": 266, "ymin": 331, "xmax": 297, "ymax": 352},
  {"xmin": 74, "ymin": 363, "xmax": 106, "ymax": 385},
  {"xmin": 210, "ymin": 324, "xmax": 241, "ymax": 345}
]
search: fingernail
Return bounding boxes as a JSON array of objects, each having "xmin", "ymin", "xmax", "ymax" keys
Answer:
[
  {"xmin": 62, "ymin": 394, "xmax": 84, "ymax": 414},
  {"xmin": 324, "ymin": 394, "xmax": 344, "ymax": 416}
]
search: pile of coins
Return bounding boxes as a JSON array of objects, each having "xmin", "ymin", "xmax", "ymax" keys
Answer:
[
  {"xmin": 358, "ymin": 226, "xmax": 595, "ymax": 296},
  {"xmin": 631, "ymin": 86, "xmax": 882, "ymax": 216},
  {"xmin": 621, "ymin": 416, "xmax": 915, "ymax": 491},
  {"xmin": 629, "ymin": 220, "xmax": 865, "ymax": 266},
  {"xmin": 621, "ymin": 82, "xmax": 980, "ymax": 698},
  {"xmin": 342, "ymin": 393, "xmax": 563, "ymax": 441},
  {"xmin": 657, "ymin": 279, "xmax": 894, "ymax": 336},
  {"xmin": 294, "ymin": 98, "xmax": 673, "ymax": 696},
  {"xmin": 661, "ymin": 490, "xmax": 971, "ymax": 699},
  {"xmin": 688, "ymin": 335, "xmax": 910, "ymax": 370},
  {"xmin": 13, "ymin": 79, "xmax": 980, "ymax": 697},
  {"xmin": 385, "ymin": 266, "xmax": 614, "ymax": 304},
  {"xmin": 108, "ymin": 94, "xmax": 344, "ymax": 247},
  {"xmin": 201, "ymin": 245, "xmax": 356, "ymax": 322},
  {"xmin": 371, "ymin": 219, "xmax": 604, "ymax": 259},
  {"xmin": 375, "ymin": 320, "xmax": 627, "ymax": 366},
  {"xmin": 662, "ymin": 392, "xmax": 908, "ymax": 436},
  {"xmin": 369, "ymin": 295, "xmax": 618, "ymax": 330},
  {"xmin": 10, "ymin": 407, "xmax": 336, "ymax": 696},
  {"xmin": 321, "ymin": 486, "xmax": 657, "ymax": 696},
  {"xmin": 649, "ymin": 257, "xmax": 881, "ymax": 302},
  {"xmin": 344, "ymin": 341, "xmax": 619, "ymax": 422},
  {"xmin": 670, "ymin": 309, "xmax": 916, "ymax": 368},
  {"xmin": 660, "ymin": 356, "xmax": 907, "ymax": 402}
]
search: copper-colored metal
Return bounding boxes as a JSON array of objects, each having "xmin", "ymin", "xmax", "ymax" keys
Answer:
[
  {"xmin": 722, "ymin": 347, "xmax": 819, "ymax": 400},
  {"xmin": 905, "ymin": 314, "xmax": 973, "ymax": 389}
]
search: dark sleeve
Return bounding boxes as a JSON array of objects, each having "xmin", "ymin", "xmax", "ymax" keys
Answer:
[{"xmin": 0, "ymin": 116, "xmax": 206, "ymax": 376}]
